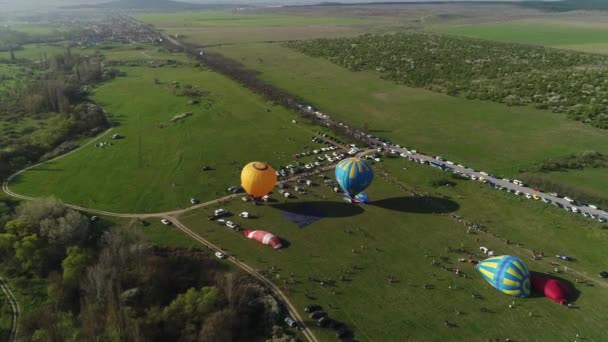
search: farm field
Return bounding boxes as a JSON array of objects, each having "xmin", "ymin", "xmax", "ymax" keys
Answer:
[
  {"xmin": 79, "ymin": 43, "xmax": 193, "ymax": 63},
  {"xmin": 136, "ymin": 11, "xmax": 390, "ymax": 46},
  {"xmin": 208, "ymin": 43, "xmax": 608, "ymax": 177},
  {"xmin": 434, "ymin": 18, "xmax": 608, "ymax": 54},
  {"xmin": 10, "ymin": 46, "xmax": 329, "ymax": 213},
  {"xmin": 176, "ymin": 158, "xmax": 608, "ymax": 341}
]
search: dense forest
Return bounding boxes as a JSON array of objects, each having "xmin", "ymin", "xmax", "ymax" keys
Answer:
[
  {"xmin": 0, "ymin": 198, "xmax": 294, "ymax": 341},
  {"xmin": 285, "ymin": 33, "xmax": 608, "ymax": 129}
]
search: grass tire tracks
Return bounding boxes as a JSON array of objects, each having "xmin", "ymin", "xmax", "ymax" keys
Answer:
[{"xmin": 0, "ymin": 277, "xmax": 20, "ymax": 342}]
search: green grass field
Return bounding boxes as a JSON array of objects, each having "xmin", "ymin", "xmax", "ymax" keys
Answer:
[
  {"xmin": 137, "ymin": 11, "xmax": 387, "ymax": 46},
  {"xmin": 10, "ymin": 52, "xmax": 331, "ymax": 213},
  {"xmin": 208, "ymin": 43, "xmax": 608, "ymax": 177},
  {"xmin": 434, "ymin": 18, "xmax": 608, "ymax": 54},
  {"xmin": 0, "ymin": 43, "xmax": 67, "ymax": 61},
  {"xmin": 136, "ymin": 12, "xmax": 375, "ymax": 28},
  {"xmin": 177, "ymin": 158, "xmax": 608, "ymax": 341},
  {"xmin": 78, "ymin": 43, "xmax": 192, "ymax": 63}
]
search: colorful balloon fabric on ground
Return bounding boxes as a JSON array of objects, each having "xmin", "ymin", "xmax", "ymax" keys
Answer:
[
  {"xmin": 477, "ymin": 255, "xmax": 531, "ymax": 297},
  {"xmin": 530, "ymin": 272, "xmax": 572, "ymax": 304},
  {"xmin": 241, "ymin": 162, "xmax": 277, "ymax": 198},
  {"xmin": 335, "ymin": 157, "xmax": 374, "ymax": 197},
  {"xmin": 243, "ymin": 230, "xmax": 283, "ymax": 249}
]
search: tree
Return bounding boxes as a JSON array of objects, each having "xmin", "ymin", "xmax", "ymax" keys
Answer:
[
  {"xmin": 163, "ymin": 286, "xmax": 222, "ymax": 324},
  {"xmin": 197, "ymin": 309, "xmax": 235, "ymax": 342},
  {"xmin": 40, "ymin": 209, "xmax": 91, "ymax": 248},
  {"xmin": 0, "ymin": 233, "xmax": 17, "ymax": 257},
  {"xmin": 362, "ymin": 121, "xmax": 369, "ymax": 134},
  {"xmin": 13, "ymin": 234, "xmax": 43, "ymax": 272},
  {"xmin": 62, "ymin": 246, "xmax": 90, "ymax": 287},
  {"xmin": 17, "ymin": 197, "xmax": 92, "ymax": 248}
]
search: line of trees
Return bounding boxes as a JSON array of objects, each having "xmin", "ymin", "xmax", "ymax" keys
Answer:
[
  {"xmin": 285, "ymin": 33, "xmax": 608, "ymax": 129},
  {"xmin": 532, "ymin": 151, "xmax": 608, "ymax": 172}
]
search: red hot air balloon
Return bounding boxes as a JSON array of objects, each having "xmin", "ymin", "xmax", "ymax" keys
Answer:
[
  {"xmin": 243, "ymin": 230, "xmax": 283, "ymax": 249},
  {"xmin": 530, "ymin": 272, "xmax": 572, "ymax": 304}
]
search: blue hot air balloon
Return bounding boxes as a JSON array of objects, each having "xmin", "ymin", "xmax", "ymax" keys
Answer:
[
  {"xmin": 477, "ymin": 255, "xmax": 531, "ymax": 297},
  {"xmin": 335, "ymin": 157, "xmax": 374, "ymax": 197}
]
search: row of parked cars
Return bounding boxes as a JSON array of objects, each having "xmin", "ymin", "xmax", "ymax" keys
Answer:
[
  {"xmin": 361, "ymin": 131, "xmax": 608, "ymax": 224},
  {"xmin": 302, "ymin": 304, "xmax": 352, "ymax": 341}
]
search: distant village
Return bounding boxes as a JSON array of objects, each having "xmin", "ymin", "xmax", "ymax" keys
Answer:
[{"xmin": 72, "ymin": 15, "xmax": 163, "ymax": 47}]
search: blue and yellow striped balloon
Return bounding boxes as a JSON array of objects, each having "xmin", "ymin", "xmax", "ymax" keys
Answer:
[
  {"xmin": 477, "ymin": 255, "xmax": 531, "ymax": 297},
  {"xmin": 335, "ymin": 157, "xmax": 374, "ymax": 197}
]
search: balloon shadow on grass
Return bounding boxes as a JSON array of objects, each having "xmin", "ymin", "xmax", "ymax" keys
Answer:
[
  {"xmin": 370, "ymin": 196, "xmax": 459, "ymax": 214},
  {"xmin": 271, "ymin": 201, "xmax": 364, "ymax": 218}
]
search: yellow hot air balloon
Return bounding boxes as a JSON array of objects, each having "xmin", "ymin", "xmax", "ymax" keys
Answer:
[{"xmin": 241, "ymin": 162, "xmax": 277, "ymax": 198}]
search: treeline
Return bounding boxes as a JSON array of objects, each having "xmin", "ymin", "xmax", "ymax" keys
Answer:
[
  {"xmin": 0, "ymin": 198, "xmax": 294, "ymax": 341},
  {"xmin": 0, "ymin": 49, "xmax": 118, "ymax": 179},
  {"xmin": 533, "ymin": 151, "xmax": 608, "ymax": 172},
  {"xmin": 285, "ymin": 33, "xmax": 608, "ymax": 129},
  {"xmin": 521, "ymin": 0, "xmax": 608, "ymax": 12}
]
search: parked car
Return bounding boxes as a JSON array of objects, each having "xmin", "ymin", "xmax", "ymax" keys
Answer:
[
  {"xmin": 304, "ymin": 304, "xmax": 322, "ymax": 313},
  {"xmin": 90, "ymin": 216, "xmax": 99, "ymax": 222},
  {"xmin": 214, "ymin": 209, "xmax": 227, "ymax": 217},
  {"xmin": 226, "ymin": 221, "xmax": 238, "ymax": 229},
  {"xmin": 310, "ymin": 310, "xmax": 327, "ymax": 319},
  {"xmin": 214, "ymin": 251, "xmax": 226, "ymax": 259},
  {"xmin": 556, "ymin": 254, "xmax": 572, "ymax": 261},
  {"xmin": 599, "ymin": 271, "xmax": 608, "ymax": 278},
  {"xmin": 161, "ymin": 219, "xmax": 171, "ymax": 225},
  {"xmin": 336, "ymin": 327, "xmax": 351, "ymax": 339},
  {"xmin": 190, "ymin": 198, "xmax": 199, "ymax": 204},
  {"xmin": 479, "ymin": 247, "xmax": 489, "ymax": 254},
  {"xmin": 317, "ymin": 316, "xmax": 331, "ymax": 328},
  {"xmin": 284, "ymin": 317, "xmax": 297, "ymax": 328}
]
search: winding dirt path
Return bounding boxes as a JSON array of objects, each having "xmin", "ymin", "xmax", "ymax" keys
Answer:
[{"xmin": 0, "ymin": 277, "xmax": 20, "ymax": 342}]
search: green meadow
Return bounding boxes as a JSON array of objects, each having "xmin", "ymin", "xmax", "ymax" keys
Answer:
[
  {"xmin": 208, "ymin": 43, "xmax": 608, "ymax": 177},
  {"xmin": 137, "ymin": 11, "xmax": 387, "ymax": 46},
  {"xmin": 434, "ymin": 18, "xmax": 608, "ymax": 54},
  {"xmin": 176, "ymin": 158, "xmax": 608, "ymax": 341},
  {"xmin": 11, "ymin": 56, "xmax": 326, "ymax": 213}
]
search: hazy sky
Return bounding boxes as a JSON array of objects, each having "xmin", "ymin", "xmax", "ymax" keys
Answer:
[{"xmin": 0, "ymin": 0, "xmax": 542, "ymax": 14}]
